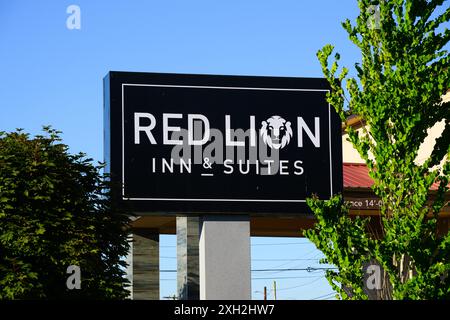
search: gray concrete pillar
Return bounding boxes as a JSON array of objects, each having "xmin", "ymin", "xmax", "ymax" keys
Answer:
[
  {"xmin": 132, "ymin": 229, "xmax": 159, "ymax": 300},
  {"xmin": 199, "ymin": 215, "xmax": 251, "ymax": 300},
  {"xmin": 176, "ymin": 216, "xmax": 200, "ymax": 300}
]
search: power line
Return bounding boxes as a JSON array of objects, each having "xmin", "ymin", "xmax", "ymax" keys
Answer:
[
  {"xmin": 252, "ymin": 267, "xmax": 336, "ymax": 272},
  {"xmin": 311, "ymin": 292, "xmax": 337, "ymax": 300},
  {"xmin": 253, "ymin": 258, "xmax": 319, "ymax": 261},
  {"xmin": 251, "ymin": 242, "xmax": 312, "ymax": 246},
  {"xmin": 160, "ymin": 267, "xmax": 336, "ymax": 273},
  {"xmin": 259, "ymin": 249, "xmax": 322, "ymax": 271},
  {"xmin": 161, "ymin": 275, "xmax": 324, "ymax": 280},
  {"xmin": 274, "ymin": 277, "xmax": 324, "ymax": 291},
  {"xmin": 252, "ymin": 275, "xmax": 324, "ymax": 280},
  {"xmin": 160, "ymin": 256, "xmax": 320, "ymax": 261},
  {"xmin": 161, "ymin": 242, "xmax": 313, "ymax": 248}
]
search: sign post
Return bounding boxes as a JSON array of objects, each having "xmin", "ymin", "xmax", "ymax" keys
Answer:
[{"xmin": 199, "ymin": 215, "xmax": 251, "ymax": 300}]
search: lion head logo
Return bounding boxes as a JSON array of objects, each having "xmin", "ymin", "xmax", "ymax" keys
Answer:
[{"xmin": 260, "ymin": 116, "xmax": 293, "ymax": 150}]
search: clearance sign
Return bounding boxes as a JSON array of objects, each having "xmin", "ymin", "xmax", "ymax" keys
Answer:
[{"xmin": 104, "ymin": 72, "xmax": 342, "ymax": 214}]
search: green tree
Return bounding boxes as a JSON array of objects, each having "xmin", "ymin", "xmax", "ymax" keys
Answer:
[
  {"xmin": 0, "ymin": 127, "xmax": 131, "ymax": 299},
  {"xmin": 305, "ymin": 0, "xmax": 450, "ymax": 299}
]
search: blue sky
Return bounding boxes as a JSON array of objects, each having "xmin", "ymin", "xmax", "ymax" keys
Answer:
[{"xmin": 1, "ymin": 1, "xmax": 447, "ymax": 300}]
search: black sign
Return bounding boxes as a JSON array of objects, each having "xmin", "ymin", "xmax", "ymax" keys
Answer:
[{"xmin": 104, "ymin": 72, "xmax": 342, "ymax": 214}]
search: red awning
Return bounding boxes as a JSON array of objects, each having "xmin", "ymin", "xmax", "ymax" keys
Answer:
[
  {"xmin": 343, "ymin": 163, "xmax": 444, "ymax": 190},
  {"xmin": 343, "ymin": 163, "xmax": 373, "ymax": 189}
]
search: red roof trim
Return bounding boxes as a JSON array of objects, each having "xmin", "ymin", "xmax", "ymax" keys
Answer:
[{"xmin": 343, "ymin": 163, "xmax": 444, "ymax": 191}]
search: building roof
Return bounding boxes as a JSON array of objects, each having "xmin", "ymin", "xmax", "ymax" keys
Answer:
[
  {"xmin": 341, "ymin": 115, "xmax": 365, "ymax": 131},
  {"xmin": 343, "ymin": 163, "xmax": 444, "ymax": 190},
  {"xmin": 343, "ymin": 163, "xmax": 374, "ymax": 189}
]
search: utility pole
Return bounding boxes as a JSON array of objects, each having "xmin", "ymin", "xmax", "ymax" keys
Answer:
[
  {"xmin": 273, "ymin": 281, "xmax": 277, "ymax": 300},
  {"xmin": 263, "ymin": 286, "xmax": 267, "ymax": 301}
]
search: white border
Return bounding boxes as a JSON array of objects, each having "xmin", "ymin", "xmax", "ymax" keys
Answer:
[{"xmin": 121, "ymin": 83, "xmax": 333, "ymax": 202}]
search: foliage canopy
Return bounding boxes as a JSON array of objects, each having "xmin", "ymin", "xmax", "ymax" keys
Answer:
[
  {"xmin": 0, "ymin": 127, "xmax": 130, "ymax": 299},
  {"xmin": 306, "ymin": 0, "xmax": 450, "ymax": 299}
]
